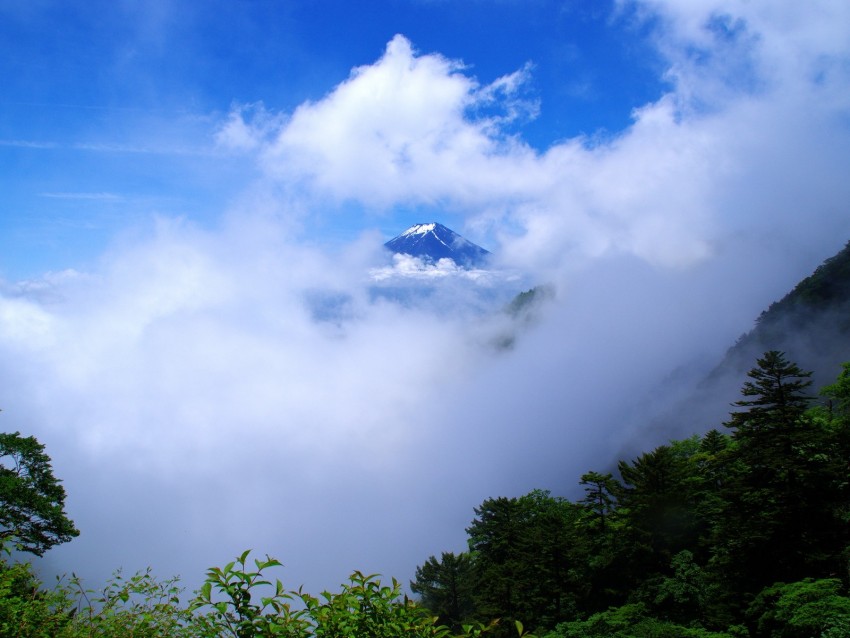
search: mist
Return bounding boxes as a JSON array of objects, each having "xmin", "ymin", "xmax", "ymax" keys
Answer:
[{"xmin": 1, "ymin": 0, "xmax": 850, "ymax": 597}]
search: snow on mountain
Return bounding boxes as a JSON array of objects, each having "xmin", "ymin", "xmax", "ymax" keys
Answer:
[
  {"xmin": 364, "ymin": 222, "xmax": 531, "ymax": 317},
  {"xmin": 384, "ymin": 223, "xmax": 491, "ymax": 268}
]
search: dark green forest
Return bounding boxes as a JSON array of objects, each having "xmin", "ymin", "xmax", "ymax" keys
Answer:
[
  {"xmin": 713, "ymin": 241, "xmax": 850, "ymax": 397},
  {"xmin": 410, "ymin": 352, "xmax": 850, "ymax": 637}
]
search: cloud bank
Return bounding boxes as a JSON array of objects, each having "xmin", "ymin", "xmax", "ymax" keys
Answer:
[{"xmin": 1, "ymin": 0, "xmax": 850, "ymax": 595}]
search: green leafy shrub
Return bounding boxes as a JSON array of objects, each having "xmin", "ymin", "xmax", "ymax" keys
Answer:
[
  {"xmin": 63, "ymin": 567, "xmax": 191, "ymax": 637},
  {"xmin": 746, "ymin": 578, "xmax": 850, "ymax": 638},
  {"xmin": 189, "ymin": 549, "xmax": 504, "ymax": 637},
  {"xmin": 0, "ymin": 544, "xmax": 513, "ymax": 638},
  {"xmin": 0, "ymin": 552, "xmax": 73, "ymax": 637},
  {"xmin": 189, "ymin": 550, "xmax": 310, "ymax": 637},
  {"xmin": 541, "ymin": 603, "xmax": 736, "ymax": 638}
]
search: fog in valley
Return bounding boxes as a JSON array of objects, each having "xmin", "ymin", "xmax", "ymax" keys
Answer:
[{"xmin": 1, "ymin": 2, "xmax": 850, "ymax": 595}]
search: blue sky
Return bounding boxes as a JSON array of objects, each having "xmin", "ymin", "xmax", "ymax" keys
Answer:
[
  {"xmin": 2, "ymin": 0, "xmax": 850, "ymax": 598},
  {"xmin": 1, "ymin": 0, "xmax": 665, "ymax": 278}
]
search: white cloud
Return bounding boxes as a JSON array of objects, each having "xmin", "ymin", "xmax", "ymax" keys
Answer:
[
  {"xmin": 216, "ymin": 103, "xmax": 287, "ymax": 153},
  {"xmin": 370, "ymin": 253, "xmax": 495, "ymax": 282},
  {"xmin": 220, "ymin": 4, "xmax": 850, "ymax": 272},
  {"xmin": 2, "ymin": 0, "xmax": 850, "ymax": 599},
  {"xmin": 229, "ymin": 34, "xmax": 544, "ymax": 210}
]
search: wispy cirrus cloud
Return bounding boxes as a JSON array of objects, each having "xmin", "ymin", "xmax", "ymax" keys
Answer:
[
  {"xmin": 0, "ymin": 137, "xmax": 215, "ymax": 156},
  {"xmin": 39, "ymin": 192, "xmax": 125, "ymax": 201},
  {"xmin": 0, "ymin": 139, "xmax": 59, "ymax": 149}
]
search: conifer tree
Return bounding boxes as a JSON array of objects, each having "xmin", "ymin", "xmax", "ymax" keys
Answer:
[
  {"xmin": 712, "ymin": 352, "xmax": 835, "ymax": 601},
  {"xmin": 725, "ymin": 350, "xmax": 813, "ymax": 437},
  {"xmin": 410, "ymin": 552, "xmax": 475, "ymax": 630}
]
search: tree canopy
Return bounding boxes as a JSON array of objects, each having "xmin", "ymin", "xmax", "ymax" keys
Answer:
[
  {"xmin": 411, "ymin": 353, "xmax": 850, "ymax": 637},
  {"xmin": 0, "ymin": 431, "xmax": 79, "ymax": 556}
]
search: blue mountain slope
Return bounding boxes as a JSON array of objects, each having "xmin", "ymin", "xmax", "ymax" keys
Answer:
[{"xmin": 384, "ymin": 223, "xmax": 491, "ymax": 268}]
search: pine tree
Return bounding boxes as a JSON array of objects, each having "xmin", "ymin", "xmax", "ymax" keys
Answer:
[
  {"xmin": 410, "ymin": 552, "xmax": 475, "ymax": 630},
  {"xmin": 725, "ymin": 350, "xmax": 813, "ymax": 438},
  {"xmin": 711, "ymin": 352, "xmax": 839, "ymax": 603}
]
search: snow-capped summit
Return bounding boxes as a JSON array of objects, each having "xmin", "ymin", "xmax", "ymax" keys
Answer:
[{"xmin": 384, "ymin": 223, "xmax": 491, "ymax": 268}]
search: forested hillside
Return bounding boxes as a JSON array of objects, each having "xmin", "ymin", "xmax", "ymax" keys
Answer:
[
  {"xmin": 411, "ymin": 352, "xmax": 850, "ymax": 637},
  {"xmin": 717, "ymin": 240, "xmax": 850, "ymax": 383},
  {"xmin": 646, "ymin": 240, "xmax": 850, "ymax": 445}
]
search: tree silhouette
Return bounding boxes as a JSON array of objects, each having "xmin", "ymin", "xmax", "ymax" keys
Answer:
[{"xmin": 0, "ymin": 431, "xmax": 79, "ymax": 555}]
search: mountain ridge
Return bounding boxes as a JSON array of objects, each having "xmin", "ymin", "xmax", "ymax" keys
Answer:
[
  {"xmin": 641, "ymin": 239, "xmax": 850, "ymax": 446},
  {"xmin": 384, "ymin": 223, "xmax": 491, "ymax": 268},
  {"xmin": 712, "ymin": 239, "xmax": 850, "ymax": 384}
]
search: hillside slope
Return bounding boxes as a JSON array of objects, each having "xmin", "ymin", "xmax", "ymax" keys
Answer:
[
  {"xmin": 641, "ymin": 240, "xmax": 850, "ymax": 444},
  {"xmin": 713, "ymin": 239, "xmax": 850, "ymax": 384}
]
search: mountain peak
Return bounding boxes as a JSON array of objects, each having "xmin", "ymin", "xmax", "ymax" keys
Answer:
[
  {"xmin": 384, "ymin": 223, "xmax": 491, "ymax": 268},
  {"xmin": 400, "ymin": 223, "xmax": 438, "ymax": 237}
]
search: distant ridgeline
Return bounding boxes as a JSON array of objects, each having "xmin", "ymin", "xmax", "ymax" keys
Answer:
[
  {"xmin": 645, "ymin": 239, "xmax": 850, "ymax": 441},
  {"xmin": 714, "ymin": 239, "xmax": 850, "ymax": 384},
  {"xmin": 384, "ymin": 223, "xmax": 491, "ymax": 268}
]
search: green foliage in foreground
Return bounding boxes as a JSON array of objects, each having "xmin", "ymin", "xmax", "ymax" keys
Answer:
[
  {"xmin": 0, "ymin": 545, "xmax": 518, "ymax": 638},
  {"xmin": 744, "ymin": 578, "xmax": 850, "ymax": 638},
  {"xmin": 541, "ymin": 603, "xmax": 743, "ymax": 638}
]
